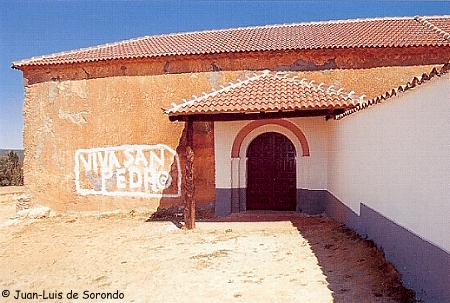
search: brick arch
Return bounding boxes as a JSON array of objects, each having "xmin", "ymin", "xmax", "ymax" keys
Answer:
[{"xmin": 231, "ymin": 119, "xmax": 310, "ymax": 158}]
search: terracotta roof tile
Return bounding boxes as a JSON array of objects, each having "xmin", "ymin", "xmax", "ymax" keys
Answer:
[
  {"xmin": 165, "ymin": 71, "xmax": 361, "ymax": 116},
  {"xmin": 335, "ymin": 63, "xmax": 450, "ymax": 119},
  {"xmin": 415, "ymin": 16, "xmax": 450, "ymax": 40},
  {"xmin": 12, "ymin": 16, "xmax": 450, "ymax": 69}
]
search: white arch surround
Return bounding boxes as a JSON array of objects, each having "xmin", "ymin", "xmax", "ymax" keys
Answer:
[
  {"xmin": 236, "ymin": 125, "xmax": 303, "ymax": 189},
  {"xmin": 239, "ymin": 125, "xmax": 302, "ymax": 158},
  {"xmin": 230, "ymin": 123, "xmax": 312, "ymax": 212},
  {"xmin": 231, "ymin": 119, "xmax": 310, "ymax": 158},
  {"xmin": 214, "ymin": 117, "xmax": 329, "ymax": 215}
]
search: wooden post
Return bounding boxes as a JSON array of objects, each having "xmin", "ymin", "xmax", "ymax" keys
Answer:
[{"xmin": 184, "ymin": 117, "xmax": 195, "ymax": 229}]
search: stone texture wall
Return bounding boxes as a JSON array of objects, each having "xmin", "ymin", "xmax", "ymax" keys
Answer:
[
  {"xmin": 19, "ymin": 46, "xmax": 450, "ymax": 213},
  {"xmin": 22, "ymin": 71, "xmax": 244, "ymax": 213}
]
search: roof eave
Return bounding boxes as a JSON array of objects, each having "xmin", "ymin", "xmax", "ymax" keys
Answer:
[
  {"xmin": 11, "ymin": 43, "xmax": 450, "ymax": 70},
  {"xmin": 336, "ymin": 62, "xmax": 450, "ymax": 119},
  {"xmin": 167, "ymin": 107, "xmax": 351, "ymax": 122}
]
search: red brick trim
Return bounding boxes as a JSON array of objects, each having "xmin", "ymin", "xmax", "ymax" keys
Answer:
[{"xmin": 231, "ymin": 119, "xmax": 310, "ymax": 158}]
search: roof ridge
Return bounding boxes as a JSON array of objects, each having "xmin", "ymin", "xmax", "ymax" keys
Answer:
[
  {"xmin": 164, "ymin": 70, "xmax": 270, "ymax": 114},
  {"xmin": 414, "ymin": 16, "xmax": 450, "ymax": 41},
  {"xmin": 13, "ymin": 15, "xmax": 449, "ymax": 67},
  {"xmin": 335, "ymin": 63, "xmax": 450, "ymax": 119},
  {"xmin": 165, "ymin": 71, "xmax": 364, "ymax": 116},
  {"xmin": 273, "ymin": 72, "xmax": 365, "ymax": 102}
]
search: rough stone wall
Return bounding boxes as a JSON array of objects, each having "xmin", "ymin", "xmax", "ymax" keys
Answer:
[
  {"xmin": 20, "ymin": 46, "xmax": 450, "ymax": 213},
  {"xmin": 22, "ymin": 71, "xmax": 246, "ymax": 213}
]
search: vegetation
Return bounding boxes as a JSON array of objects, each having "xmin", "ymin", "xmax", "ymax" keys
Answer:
[{"xmin": 0, "ymin": 150, "xmax": 24, "ymax": 186}]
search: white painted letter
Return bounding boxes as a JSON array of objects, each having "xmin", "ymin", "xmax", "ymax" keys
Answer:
[
  {"xmin": 135, "ymin": 148, "xmax": 148, "ymax": 167},
  {"xmin": 143, "ymin": 167, "xmax": 153, "ymax": 191},
  {"xmin": 116, "ymin": 168, "xmax": 126, "ymax": 189},
  {"xmin": 123, "ymin": 149, "xmax": 135, "ymax": 168},
  {"xmin": 108, "ymin": 151, "xmax": 121, "ymax": 171},
  {"xmin": 129, "ymin": 167, "xmax": 142, "ymax": 190},
  {"xmin": 101, "ymin": 169, "xmax": 113, "ymax": 191},
  {"xmin": 97, "ymin": 151, "xmax": 109, "ymax": 171},
  {"xmin": 149, "ymin": 148, "xmax": 164, "ymax": 168},
  {"xmin": 79, "ymin": 152, "xmax": 92, "ymax": 172}
]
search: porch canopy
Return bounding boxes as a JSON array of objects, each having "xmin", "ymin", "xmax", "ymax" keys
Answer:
[
  {"xmin": 164, "ymin": 70, "xmax": 363, "ymax": 229},
  {"xmin": 165, "ymin": 70, "xmax": 363, "ymax": 122}
]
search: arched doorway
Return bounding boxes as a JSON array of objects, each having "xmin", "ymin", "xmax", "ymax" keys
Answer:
[{"xmin": 246, "ymin": 132, "xmax": 296, "ymax": 211}]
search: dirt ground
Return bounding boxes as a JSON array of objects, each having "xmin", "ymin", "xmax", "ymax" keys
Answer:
[
  {"xmin": 0, "ymin": 187, "xmax": 23, "ymax": 228},
  {"xmin": 0, "ymin": 199, "xmax": 416, "ymax": 302}
]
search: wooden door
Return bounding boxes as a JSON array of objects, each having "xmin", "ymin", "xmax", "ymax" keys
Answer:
[{"xmin": 246, "ymin": 132, "xmax": 296, "ymax": 211}]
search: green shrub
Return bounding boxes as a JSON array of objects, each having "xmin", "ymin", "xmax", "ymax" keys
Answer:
[{"xmin": 0, "ymin": 151, "xmax": 24, "ymax": 186}]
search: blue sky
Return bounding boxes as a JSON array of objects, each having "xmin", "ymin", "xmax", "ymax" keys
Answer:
[{"xmin": 1, "ymin": 0, "xmax": 449, "ymax": 149}]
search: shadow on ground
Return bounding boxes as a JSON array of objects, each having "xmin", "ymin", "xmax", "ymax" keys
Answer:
[{"xmin": 147, "ymin": 210, "xmax": 417, "ymax": 303}]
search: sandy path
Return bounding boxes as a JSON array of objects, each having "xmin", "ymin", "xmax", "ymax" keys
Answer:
[
  {"xmin": 0, "ymin": 186, "xmax": 22, "ymax": 229},
  {"xmin": 0, "ymin": 213, "xmax": 416, "ymax": 303}
]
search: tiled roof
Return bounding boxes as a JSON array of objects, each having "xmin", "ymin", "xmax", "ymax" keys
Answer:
[
  {"xmin": 165, "ymin": 71, "xmax": 362, "ymax": 116},
  {"xmin": 12, "ymin": 15, "xmax": 450, "ymax": 69},
  {"xmin": 335, "ymin": 63, "xmax": 450, "ymax": 119},
  {"xmin": 415, "ymin": 16, "xmax": 450, "ymax": 40}
]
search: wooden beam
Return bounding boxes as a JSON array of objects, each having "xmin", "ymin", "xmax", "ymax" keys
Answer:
[
  {"xmin": 169, "ymin": 109, "xmax": 347, "ymax": 122},
  {"xmin": 184, "ymin": 117, "xmax": 196, "ymax": 229}
]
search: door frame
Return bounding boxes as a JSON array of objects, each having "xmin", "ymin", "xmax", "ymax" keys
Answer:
[{"xmin": 229, "ymin": 121, "xmax": 309, "ymax": 213}]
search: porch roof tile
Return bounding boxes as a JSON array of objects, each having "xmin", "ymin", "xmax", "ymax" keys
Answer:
[{"xmin": 165, "ymin": 71, "xmax": 362, "ymax": 116}]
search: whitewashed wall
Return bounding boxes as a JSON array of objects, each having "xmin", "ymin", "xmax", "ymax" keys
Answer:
[
  {"xmin": 214, "ymin": 116, "xmax": 330, "ymax": 190},
  {"xmin": 327, "ymin": 75, "xmax": 450, "ymax": 252}
]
